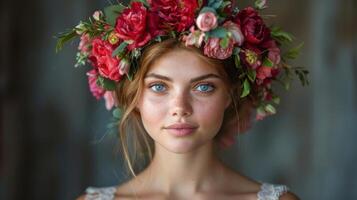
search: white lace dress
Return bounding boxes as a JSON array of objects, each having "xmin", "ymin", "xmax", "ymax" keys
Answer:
[{"xmin": 84, "ymin": 182, "xmax": 289, "ymax": 200}]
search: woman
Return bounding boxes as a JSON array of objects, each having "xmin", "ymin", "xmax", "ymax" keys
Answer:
[
  {"xmin": 56, "ymin": 0, "xmax": 308, "ymax": 199},
  {"xmin": 79, "ymin": 39, "xmax": 299, "ymax": 200}
]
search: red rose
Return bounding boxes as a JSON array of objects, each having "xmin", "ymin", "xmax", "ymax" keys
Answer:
[
  {"xmin": 148, "ymin": 0, "xmax": 198, "ymax": 32},
  {"xmin": 115, "ymin": 2, "xmax": 152, "ymax": 50},
  {"xmin": 86, "ymin": 69, "xmax": 105, "ymax": 100},
  {"xmin": 236, "ymin": 7, "xmax": 270, "ymax": 44},
  {"xmin": 89, "ymin": 38, "xmax": 121, "ymax": 81}
]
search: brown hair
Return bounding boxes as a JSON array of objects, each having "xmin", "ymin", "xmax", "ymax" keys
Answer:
[{"xmin": 114, "ymin": 38, "xmax": 250, "ymax": 178}]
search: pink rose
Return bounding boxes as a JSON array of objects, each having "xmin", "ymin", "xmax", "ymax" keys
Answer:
[
  {"xmin": 182, "ymin": 26, "xmax": 205, "ymax": 48},
  {"xmin": 89, "ymin": 38, "xmax": 122, "ymax": 81},
  {"xmin": 204, "ymin": 37, "xmax": 235, "ymax": 59},
  {"xmin": 103, "ymin": 91, "xmax": 117, "ymax": 110},
  {"xmin": 222, "ymin": 21, "xmax": 244, "ymax": 46},
  {"xmin": 86, "ymin": 69, "xmax": 105, "ymax": 100},
  {"xmin": 196, "ymin": 11, "xmax": 218, "ymax": 32}
]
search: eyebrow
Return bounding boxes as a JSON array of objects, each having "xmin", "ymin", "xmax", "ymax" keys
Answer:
[{"xmin": 144, "ymin": 73, "xmax": 223, "ymax": 83}]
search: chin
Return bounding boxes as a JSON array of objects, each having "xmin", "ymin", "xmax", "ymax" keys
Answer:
[{"xmin": 159, "ymin": 137, "xmax": 209, "ymax": 154}]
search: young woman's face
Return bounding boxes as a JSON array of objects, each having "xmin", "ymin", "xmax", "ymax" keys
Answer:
[{"xmin": 137, "ymin": 49, "xmax": 231, "ymax": 153}]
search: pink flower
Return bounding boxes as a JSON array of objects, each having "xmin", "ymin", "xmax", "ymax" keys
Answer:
[
  {"xmin": 196, "ymin": 11, "xmax": 218, "ymax": 32},
  {"xmin": 119, "ymin": 58, "xmax": 130, "ymax": 76},
  {"xmin": 78, "ymin": 34, "xmax": 91, "ymax": 53},
  {"xmin": 89, "ymin": 38, "xmax": 122, "ymax": 81},
  {"xmin": 86, "ymin": 69, "xmax": 105, "ymax": 100},
  {"xmin": 261, "ymin": 39, "xmax": 281, "ymax": 65},
  {"xmin": 256, "ymin": 66, "xmax": 272, "ymax": 80},
  {"xmin": 222, "ymin": 21, "xmax": 244, "ymax": 46},
  {"xmin": 204, "ymin": 37, "xmax": 234, "ymax": 59},
  {"xmin": 103, "ymin": 91, "xmax": 117, "ymax": 110},
  {"xmin": 182, "ymin": 26, "xmax": 205, "ymax": 48}
]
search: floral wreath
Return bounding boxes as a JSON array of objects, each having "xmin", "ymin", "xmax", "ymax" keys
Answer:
[{"xmin": 56, "ymin": 0, "xmax": 309, "ymax": 129}]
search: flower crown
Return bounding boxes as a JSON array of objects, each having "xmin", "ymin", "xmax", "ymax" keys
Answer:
[{"xmin": 56, "ymin": 0, "xmax": 309, "ymax": 125}]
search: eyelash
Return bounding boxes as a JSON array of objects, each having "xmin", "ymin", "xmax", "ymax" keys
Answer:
[{"xmin": 148, "ymin": 82, "xmax": 216, "ymax": 94}]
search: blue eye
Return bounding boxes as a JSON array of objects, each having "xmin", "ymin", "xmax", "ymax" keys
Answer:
[
  {"xmin": 150, "ymin": 83, "xmax": 166, "ymax": 92},
  {"xmin": 196, "ymin": 83, "xmax": 215, "ymax": 93}
]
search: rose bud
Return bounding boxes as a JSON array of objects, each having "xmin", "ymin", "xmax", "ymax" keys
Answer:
[
  {"xmin": 119, "ymin": 58, "xmax": 130, "ymax": 76},
  {"xmin": 196, "ymin": 11, "xmax": 218, "ymax": 32},
  {"xmin": 103, "ymin": 91, "xmax": 117, "ymax": 110},
  {"xmin": 93, "ymin": 10, "xmax": 103, "ymax": 21}
]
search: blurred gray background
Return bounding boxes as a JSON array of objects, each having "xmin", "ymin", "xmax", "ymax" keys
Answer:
[{"xmin": 1, "ymin": 0, "xmax": 356, "ymax": 199}]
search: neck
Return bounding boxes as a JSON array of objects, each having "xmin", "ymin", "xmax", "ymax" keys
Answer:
[{"xmin": 141, "ymin": 141, "xmax": 225, "ymax": 196}]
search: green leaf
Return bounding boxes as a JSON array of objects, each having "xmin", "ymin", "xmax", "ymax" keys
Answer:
[
  {"xmin": 112, "ymin": 41, "xmax": 129, "ymax": 57},
  {"xmin": 233, "ymin": 47, "xmax": 240, "ymax": 55},
  {"xmin": 55, "ymin": 29, "xmax": 78, "ymax": 53},
  {"xmin": 240, "ymin": 79, "xmax": 251, "ymax": 98},
  {"xmin": 154, "ymin": 36, "xmax": 162, "ymax": 42},
  {"xmin": 294, "ymin": 67, "xmax": 310, "ymax": 86},
  {"xmin": 234, "ymin": 54, "xmax": 242, "ymax": 69},
  {"xmin": 208, "ymin": 0, "xmax": 223, "ymax": 9},
  {"xmin": 283, "ymin": 42, "xmax": 304, "ymax": 60},
  {"xmin": 270, "ymin": 26, "xmax": 294, "ymax": 44},
  {"xmin": 265, "ymin": 104, "xmax": 276, "ymax": 114},
  {"xmin": 247, "ymin": 69, "xmax": 256, "ymax": 82},
  {"xmin": 199, "ymin": 6, "xmax": 217, "ymax": 15},
  {"xmin": 97, "ymin": 76, "xmax": 117, "ymax": 91},
  {"xmin": 219, "ymin": 37, "xmax": 229, "ymax": 49},
  {"xmin": 207, "ymin": 27, "xmax": 228, "ymax": 38},
  {"xmin": 104, "ymin": 4, "xmax": 126, "ymax": 26},
  {"xmin": 262, "ymin": 58, "xmax": 274, "ymax": 67}
]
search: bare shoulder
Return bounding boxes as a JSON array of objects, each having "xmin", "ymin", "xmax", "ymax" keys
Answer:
[
  {"xmin": 75, "ymin": 194, "xmax": 86, "ymax": 200},
  {"xmin": 280, "ymin": 191, "xmax": 300, "ymax": 200}
]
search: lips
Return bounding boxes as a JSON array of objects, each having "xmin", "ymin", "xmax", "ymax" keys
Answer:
[
  {"xmin": 165, "ymin": 123, "xmax": 198, "ymax": 129},
  {"xmin": 164, "ymin": 123, "xmax": 198, "ymax": 137}
]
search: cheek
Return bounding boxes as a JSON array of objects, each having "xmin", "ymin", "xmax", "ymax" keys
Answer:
[
  {"xmin": 138, "ymin": 94, "xmax": 167, "ymax": 131},
  {"xmin": 194, "ymin": 96, "xmax": 228, "ymax": 132}
]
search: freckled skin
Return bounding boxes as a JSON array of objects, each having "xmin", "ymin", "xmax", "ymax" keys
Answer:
[{"xmin": 137, "ymin": 49, "xmax": 231, "ymax": 153}]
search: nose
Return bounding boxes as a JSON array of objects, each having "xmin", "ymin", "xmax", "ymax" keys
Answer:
[{"xmin": 170, "ymin": 90, "xmax": 193, "ymax": 118}]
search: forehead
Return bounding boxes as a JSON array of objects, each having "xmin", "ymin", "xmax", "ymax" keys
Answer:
[{"xmin": 146, "ymin": 49, "xmax": 221, "ymax": 78}]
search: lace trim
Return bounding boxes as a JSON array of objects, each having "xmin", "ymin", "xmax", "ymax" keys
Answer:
[
  {"xmin": 84, "ymin": 182, "xmax": 288, "ymax": 200},
  {"xmin": 84, "ymin": 186, "xmax": 117, "ymax": 200},
  {"xmin": 257, "ymin": 183, "xmax": 289, "ymax": 200}
]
